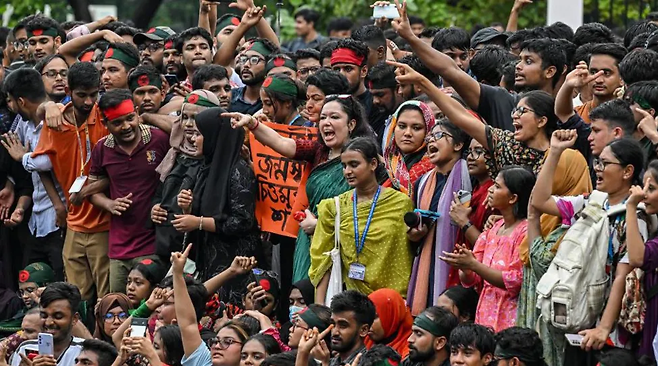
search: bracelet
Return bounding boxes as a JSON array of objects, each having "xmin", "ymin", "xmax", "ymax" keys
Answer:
[
  {"xmin": 199, "ymin": 216, "xmax": 204, "ymax": 231},
  {"xmin": 462, "ymin": 222, "xmax": 473, "ymax": 232},
  {"xmin": 248, "ymin": 117, "xmax": 260, "ymax": 131}
]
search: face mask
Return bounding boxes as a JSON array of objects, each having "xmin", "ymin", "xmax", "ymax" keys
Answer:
[{"xmin": 289, "ymin": 305, "xmax": 305, "ymax": 321}]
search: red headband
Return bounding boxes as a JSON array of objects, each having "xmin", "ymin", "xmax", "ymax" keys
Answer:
[
  {"xmin": 103, "ymin": 99, "xmax": 135, "ymax": 121},
  {"xmin": 331, "ymin": 48, "xmax": 365, "ymax": 66},
  {"xmin": 80, "ymin": 51, "xmax": 94, "ymax": 62}
]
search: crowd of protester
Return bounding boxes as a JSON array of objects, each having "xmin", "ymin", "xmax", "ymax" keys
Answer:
[{"xmin": 4, "ymin": 0, "xmax": 658, "ymax": 365}]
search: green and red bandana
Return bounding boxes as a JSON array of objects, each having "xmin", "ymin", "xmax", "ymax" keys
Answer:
[
  {"xmin": 27, "ymin": 27, "xmax": 59, "ymax": 39},
  {"xmin": 374, "ymin": 359, "xmax": 400, "ymax": 366},
  {"xmin": 262, "ymin": 75, "xmax": 297, "ymax": 97},
  {"xmin": 215, "ymin": 16, "xmax": 241, "ymax": 35},
  {"xmin": 185, "ymin": 92, "xmax": 219, "ymax": 108},
  {"xmin": 164, "ymin": 39, "xmax": 175, "ymax": 50},
  {"xmin": 265, "ymin": 56, "xmax": 297, "ymax": 74},
  {"xmin": 130, "ymin": 73, "xmax": 163, "ymax": 92},
  {"xmin": 19, "ymin": 262, "xmax": 55, "ymax": 287},
  {"xmin": 104, "ymin": 47, "xmax": 140, "ymax": 68},
  {"xmin": 244, "ymin": 40, "xmax": 273, "ymax": 57}
]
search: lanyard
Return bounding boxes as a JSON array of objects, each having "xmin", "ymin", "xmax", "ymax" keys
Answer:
[
  {"xmin": 353, "ymin": 186, "xmax": 381, "ymax": 257},
  {"xmin": 288, "ymin": 114, "xmax": 302, "ymax": 126},
  {"xmin": 75, "ymin": 122, "xmax": 91, "ymax": 176}
]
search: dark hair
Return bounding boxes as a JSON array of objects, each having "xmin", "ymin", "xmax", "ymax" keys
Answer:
[
  {"xmin": 501, "ymin": 60, "xmax": 517, "ymax": 91},
  {"xmin": 520, "ymin": 38, "xmax": 567, "ymax": 87},
  {"xmin": 192, "ymin": 64, "xmax": 229, "ymax": 90},
  {"xmin": 295, "ymin": 48, "xmax": 320, "ymax": 62},
  {"xmin": 554, "ymin": 39, "xmax": 578, "ymax": 71},
  {"xmin": 544, "ymin": 21, "xmax": 574, "ymax": 41},
  {"xmin": 342, "ymin": 136, "xmax": 380, "ymax": 164},
  {"xmin": 572, "ymin": 22, "xmax": 615, "ymax": 47},
  {"xmin": 494, "ymin": 327, "xmax": 544, "ymax": 366},
  {"xmin": 418, "ymin": 27, "xmax": 439, "ymax": 40},
  {"xmin": 439, "ymin": 286, "xmax": 479, "ymax": 322},
  {"xmin": 263, "ymin": 73, "xmax": 306, "ymax": 115},
  {"xmin": 352, "ymin": 25, "xmax": 386, "ymax": 50},
  {"xmin": 68, "ymin": 61, "xmax": 101, "ymax": 91},
  {"xmin": 520, "ymin": 90, "xmax": 558, "ymax": 138},
  {"xmin": 408, "ymin": 15, "xmax": 425, "ymax": 26},
  {"xmin": 573, "ymin": 43, "xmax": 595, "ymax": 66},
  {"xmin": 498, "ymin": 166, "xmax": 536, "ymax": 219},
  {"xmin": 175, "ymin": 27, "xmax": 214, "ymax": 54},
  {"xmin": 128, "ymin": 65, "xmax": 162, "ymax": 92},
  {"xmin": 129, "ymin": 261, "xmax": 167, "ymax": 290},
  {"xmin": 2, "ymin": 68, "xmax": 46, "ymax": 102},
  {"xmin": 305, "ymin": 69, "xmax": 349, "ymax": 95},
  {"xmin": 506, "ymin": 29, "xmax": 546, "ymax": 48},
  {"xmin": 98, "ymin": 89, "xmax": 134, "ymax": 119},
  {"xmin": 102, "ymin": 42, "xmax": 140, "ymax": 71},
  {"xmin": 159, "ymin": 275, "xmax": 208, "ymax": 321},
  {"xmin": 13, "ymin": 15, "xmax": 38, "ymax": 35},
  {"xmin": 329, "ymin": 289, "xmax": 377, "ymax": 327},
  {"xmin": 624, "ymin": 20, "xmax": 658, "ymax": 48},
  {"xmin": 327, "ymin": 17, "xmax": 353, "ymax": 35},
  {"xmin": 647, "ymin": 159, "xmax": 658, "ymax": 183},
  {"xmin": 646, "ymin": 32, "xmax": 658, "ymax": 53},
  {"xmin": 320, "ymin": 40, "xmax": 339, "ymax": 62},
  {"xmin": 629, "ymin": 33, "xmax": 651, "ymax": 51},
  {"xmin": 262, "ymin": 351, "xmax": 311, "ymax": 366},
  {"xmin": 60, "ymin": 21, "xmax": 84, "ymax": 32},
  {"xmin": 619, "ymin": 49, "xmax": 658, "ymax": 85},
  {"xmin": 648, "ymin": 12, "xmax": 658, "ymax": 21},
  {"xmin": 597, "ymin": 347, "xmax": 641, "ymax": 366},
  {"xmin": 469, "ymin": 45, "xmax": 518, "ymax": 86},
  {"xmin": 230, "ymin": 315, "xmax": 261, "ymax": 336},
  {"xmin": 607, "ymin": 139, "xmax": 645, "ymax": 186},
  {"xmin": 398, "ymin": 54, "xmax": 438, "ymax": 85},
  {"xmin": 333, "ymin": 38, "xmax": 369, "ymax": 67},
  {"xmin": 156, "ymin": 325, "xmax": 184, "ymax": 366},
  {"xmin": 244, "ymin": 334, "xmax": 282, "ymax": 356},
  {"xmin": 360, "ymin": 345, "xmax": 401, "ymax": 366},
  {"xmin": 294, "ymin": 8, "xmax": 320, "ymax": 24},
  {"xmin": 322, "ymin": 95, "xmax": 374, "ymax": 143},
  {"xmin": 589, "ymin": 43, "xmax": 628, "ymax": 66},
  {"xmin": 589, "ymin": 99, "xmax": 636, "ymax": 137},
  {"xmin": 113, "ymin": 26, "xmax": 140, "ymax": 38},
  {"xmin": 366, "ymin": 62, "xmax": 396, "ymax": 91},
  {"xmin": 220, "ymin": 322, "xmax": 250, "ymax": 343},
  {"xmin": 434, "ymin": 118, "xmax": 469, "ymax": 155},
  {"xmin": 25, "ymin": 16, "xmax": 66, "ymax": 42},
  {"xmin": 449, "ymin": 323, "xmax": 495, "ymax": 356},
  {"xmin": 421, "ymin": 306, "xmax": 459, "ymax": 340},
  {"xmin": 432, "ymin": 27, "xmax": 470, "ymax": 52},
  {"xmin": 306, "ymin": 304, "xmax": 332, "ymax": 347},
  {"xmin": 81, "ymin": 339, "xmax": 118, "ymax": 366},
  {"xmin": 625, "ymin": 80, "xmax": 658, "ymax": 111},
  {"xmin": 40, "ymin": 282, "xmax": 82, "ymax": 314},
  {"xmin": 34, "ymin": 54, "xmax": 67, "ymax": 74}
]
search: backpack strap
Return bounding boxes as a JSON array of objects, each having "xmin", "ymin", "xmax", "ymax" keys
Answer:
[{"xmin": 588, "ymin": 190, "xmax": 608, "ymax": 208}]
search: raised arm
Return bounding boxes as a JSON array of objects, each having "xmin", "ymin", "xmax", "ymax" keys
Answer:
[
  {"xmin": 204, "ymin": 256, "xmax": 256, "ymax": 294},
  {"xmin": 58, "ymin": 30, "xmax": 124, "ymax": 66},
  {"xmin": 229, "ymin": 0, "xmax": 280, "ymax": 47},
  {"xmin": 626, "ymin": 186, "xmax": 646, "ymax": 268},
  {"xmin": 555, "ymin": 62, "xmax": 603, "ymax": 122},
  {"xmin": 214, "ymin": 6, "xmax": 264, "ymax": 67},
  {"xmin": 223, "ymin": 112, "xmax": 297, "ymax": 158},
  {"xmin": 390, "ymin": 0, "xmax": 482, "ymax": 110},
  {"xmin": 390, "ymin": 60, "xmax": 489, "ymax": 149},
  {"xmin": 172, "ymin": 245, "xmax": 204, "ymax": 357},
  {"xmin": 506, "ymin": 0, "xmax": 533, "ymax": 32}
]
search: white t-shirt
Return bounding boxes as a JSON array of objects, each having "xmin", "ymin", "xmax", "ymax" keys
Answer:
[{"xmin": 10, "ymin": 337, "xmax": 84, "ymax": 366}]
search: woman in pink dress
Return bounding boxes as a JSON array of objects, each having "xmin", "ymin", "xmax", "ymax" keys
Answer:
[{"xmin": 440, "ymin": 166, "xmax": 535, "ymax": 332}]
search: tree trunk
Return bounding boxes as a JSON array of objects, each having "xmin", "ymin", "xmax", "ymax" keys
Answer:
[
  {"xmin": 67, "ymin": 0, "xmax": 92, "ymax": 21},
  {"xmin": 132, "ymin": 0, "xmax": 165, "ymax": 29}
]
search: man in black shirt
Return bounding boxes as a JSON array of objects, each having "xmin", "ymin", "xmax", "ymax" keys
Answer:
[
  {"xmin": 492, "ymin": 327, "xmax": 546, "ymax": 366},
  {"xmin": 402, "ymin": 307, "xmax": 459, "ymax": 366},
  {"xmin": 329, "ymin": 291, "xmax": 376, "ymax": 366}
]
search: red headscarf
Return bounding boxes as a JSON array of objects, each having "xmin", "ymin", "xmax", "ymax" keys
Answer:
[{"xmin": 365, "ymin": 289, "xmax": 413, "ymax": 358}]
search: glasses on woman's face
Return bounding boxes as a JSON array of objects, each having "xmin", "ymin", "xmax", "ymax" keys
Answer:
[
  {"xmin": 466, "ymin": 147, "xmax": 486, "ymax": 159},
  {"xmin": 424, "ymin": 130, "xmax": 452, "ymax": 143},
  {"xmin": 291, "ymin": 318, "xmax": 308, "ymax": 332},
  {"xmin": 208, "ymin": 337, "xmax": 242, "ymax": 350},
  {"xmin": 103, "ymin": 312, "xmax": 129, "ymax": 323},
  {"xmin": 510, "ymin": 106, "xmax": 535, "ymax": 118},
  {"xmin": 593, "ymin": 157, "xmax": 623, "ymax": 171}
]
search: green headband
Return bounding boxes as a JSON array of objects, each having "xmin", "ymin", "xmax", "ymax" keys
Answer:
[
  {"xmin": 298, "ymin": 308, "xmax": 329, "ymax": 332},
  {"xmin": 19, "ymin": 262, "xmax": 55, "ymax": 287},
  {"xmin": 105, "ymin": 47, "xmax": 139, "ymax": 68},
  {"xmin": 216, "ymin": 16, "xmax": 241, "ymax": 35},
  {"xmin": 185, "ymin": 93, "xmax": 218, "ymax": 108},
  {"xmin": 262, "ymin": 76, "xmax": 297, "ymax": 97},
  {"xmin": 129, "ymin": 73, "xmax": 163, "ymax": 92},
  {"xmin": 374, "ymin": 359, "xmax": 400, "ymax": 366},
  {"xmin": 246, "ymin": 41, "xmax": 272, "ymax": 57},
  {"xmin": 265, "ymin": 56, "xmax": 297, "ymax": 74},
  {"xmin": 413, "ymin": 314, "xmax": 445, "ymax": 337},
  {"xmin": 27, "ymin": 27, "xmax": 59, "ymax": 39},
  {"xmin": 494, "ymin": 345, "xmax": 546, "ymax": 365}
]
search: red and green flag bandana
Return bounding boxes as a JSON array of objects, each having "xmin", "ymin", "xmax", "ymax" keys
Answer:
[
  {"xmin": 27, "ymin": 27, "xmax": 59, "ymax": 39},
  {"xmin": 105, "ymin": 47, "xmax": 140, "ymax": 68},
  {"xmin": 185, "ymin": 92, "xmax": 219, "ymax": 108},
  {"xmin": 262, "ymin": 75, "xmax": 297, "ymax": 97},
  {"xmin": 215, "ymin": 16, "xmax": 241, "ymax": 35},
  {"xmin": 130, "ymin": 73, "xmax": 163, "ymax": 92},
  {"xmin": 265, "ymin": 56, "xmax": 297, "ymax": 74},
  {"xmin": 245, "ymin": 40, "xmax": 273, "ymax": 57}
]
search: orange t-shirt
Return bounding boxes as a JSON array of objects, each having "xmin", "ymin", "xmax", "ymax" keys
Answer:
[
  {"xmin": 574, "ymin": 100, "xmax": 595, "ymax": 124},
  {"xmin": 32, "ymin": 103, "xmax": 110, "ymax": 233}
]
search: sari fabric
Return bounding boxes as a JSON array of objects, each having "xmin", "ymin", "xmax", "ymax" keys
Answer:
[
  {"xmin": 309, "ymin": 188, "xmax": 414, "ymax": 296},
  {"xmin": 383, "ymin": 101, "xmax": 435, "ymax": 197},
  {"xmin": 407, "ymin": 160, "xmax": 471, "ymax": 315}
]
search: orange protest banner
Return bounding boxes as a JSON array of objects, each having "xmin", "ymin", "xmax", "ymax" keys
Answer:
[{"xmin": 250, "ymin": 122, "xmax": 318, "ymax": 237}]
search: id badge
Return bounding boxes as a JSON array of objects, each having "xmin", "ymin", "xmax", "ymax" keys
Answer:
[
  {"xmin": 69, "ymin": 175, "xmax": 88, "ymax": 194},
  {"xmin": 348, "ymin": 263, "xmax": 366, "ymax": 281}
]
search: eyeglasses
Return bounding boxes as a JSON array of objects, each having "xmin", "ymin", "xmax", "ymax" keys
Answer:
[
  {"xmin": 291, "ymin": 318, "xmax": 308, "ymax": 332},
  {"xmin": 252, "ymin": 268, "xmax": 279, "ymax": 278},
  {"xmin": 298, "ymin": 66, "xmax": 321, "ymax": 76},
  {"xmin": 424, "ymin": 130, "xmax": 452, "ymax": 143},
  {"xmin": 466, "ymin": 147, "xmax": 486, "ymax": 159},
  {"xmin": 208, "ymin": 337, "xmax": 242, "ymax": 350},
  {"xmin": 238, "ymin": 55, "xmax": 265, "ymax": 65},
  {"xmin": 139, "ymin": 43, "xmax": 164, "ymax": 53},
  {"xmin": 42, "ymin": 70, "xmax": 68, "ymax": 79},
  {"xmin": 103, "ymin": 312, "xmax": 129, "ymax": 323},
  {"xmin": 511, "ymin": 106, "xmax": 535, "ymax": 118},
  {"xmin": 17, "ymin": 287, "xmax": 37, "ymax": 297},
  {"xmin": 593, "ymin": 158, "xmax": 623, "ymax": 171},
  {"xmin": 13, "ymin": 40, "xmax": 28, "ymax": 50}
]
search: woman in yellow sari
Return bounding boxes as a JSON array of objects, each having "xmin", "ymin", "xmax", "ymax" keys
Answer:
[{"xmin": 309, "ymin": 137, "xmax": 414, "ymax": 302}]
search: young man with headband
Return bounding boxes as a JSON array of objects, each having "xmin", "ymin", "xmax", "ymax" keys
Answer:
[
  {"xmin": 231, "ymin": 38, "xmax": 278, "ymax": 115},
  {"xmin": 89, "ymin": 89, "xmax": 169, "ymax": 293},
  {"xmin": 404, "ymin": 307, "xmax": 459, "ymax": 366},
  {"xmin": 128, "ymin": 65, "xmax": 166, "ymax": 114},
  {"xmin": 101, "ymin": 42, "xmax": 140, "ymax": 91},
  {"xmin": 24, "ymin": 15, "xmax": 65, "ymax": 63}
]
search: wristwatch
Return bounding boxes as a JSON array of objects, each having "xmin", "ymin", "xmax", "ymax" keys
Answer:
[{"xmin": 461, "ymin": 222, "xmax": 473, "ymax": 232}]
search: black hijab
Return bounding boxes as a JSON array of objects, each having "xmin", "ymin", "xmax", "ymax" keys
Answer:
[
  {"xmin": 193, "ymin": 107, "xmax": 245, "ymax": 226},
  {"xmin": 292, "ymin": 279, "xmax": 315, "ymax": 306}
]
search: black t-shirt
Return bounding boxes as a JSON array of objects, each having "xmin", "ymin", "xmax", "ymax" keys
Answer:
[
  {"xmin": 477, "ymin": 84, "xmax": 518, "ymax": 132},
  {"xmin": 401, "ymin": 356, "xmax": 450, "ymax": 366}
]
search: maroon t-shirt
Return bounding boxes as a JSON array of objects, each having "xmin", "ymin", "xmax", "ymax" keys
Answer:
[{"xmin": 90, "ymin": 125, "xmax": 170, "ymax": 259}]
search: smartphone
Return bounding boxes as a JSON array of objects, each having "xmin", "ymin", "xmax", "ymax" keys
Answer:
[
  {"xmin": 130, "ymin": 318, "xmax": 148, "ymax": 337},
  {"xmin": 38, "ymin": 333, "xmax": 54, "ymax": 355},
  {"xmin": 565, "ymin": 334, "xmax": 584, "ymax": 346},
  {"xmin": 372, "ymin": 4, "xmax": 399, "ymax": 19},
  {"xmin": 164, "ymin": 74, "xmax": 179, "ymax": 86},
  {"xmin": 249, "ymin": 270, "xmax": 270, "ymax": 310},
  {"xmin": 457, "ymin": 190, "xmax": 472, "ymax": 207}
]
